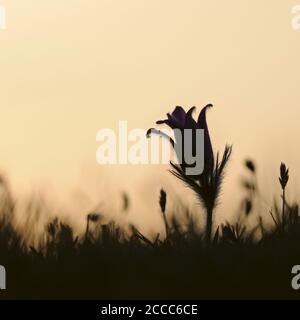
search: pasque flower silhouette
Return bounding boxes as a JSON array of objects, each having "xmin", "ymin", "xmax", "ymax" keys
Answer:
[{"xmin": 148, "ymin": 104, "xmax": 232, "ymax": 244}]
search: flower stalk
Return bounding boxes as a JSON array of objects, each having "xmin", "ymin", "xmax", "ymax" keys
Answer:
[
  {"xmin": 148, "ymin": 105, "xmax": 232, "ymax": 244},
  {"xmin": 279, "ymin": 163, "xmax": 289, "ymax": 231}
]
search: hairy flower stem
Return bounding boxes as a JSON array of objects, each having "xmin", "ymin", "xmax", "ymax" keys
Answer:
[
  {"xmin": 282, "ymin": 187, "xmax": 285, "ymax": 231},
  {"xmin": 162, "ymin": 211, "xmax": 169, "ymax": 239},
  {"xmin": 205, "ymin": 207, "xmax": 213, "ymax": 245},
  {"xmin": 279, "ymin": 162, "xmax": 289, "ymax": 232},
  {"xmin": 84, "ymin": 218, "xmax": 90, "ymax": 242}
]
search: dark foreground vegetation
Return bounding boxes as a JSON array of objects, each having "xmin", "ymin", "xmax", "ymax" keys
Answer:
[{"xmin": 0, "ymin": 160, "xmax": 299, "ymax": 299}]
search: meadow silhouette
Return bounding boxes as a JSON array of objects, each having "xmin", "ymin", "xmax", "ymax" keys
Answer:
[{"xmin": 0, "ymin": 105, "xmax": 299, "ymax": 299}]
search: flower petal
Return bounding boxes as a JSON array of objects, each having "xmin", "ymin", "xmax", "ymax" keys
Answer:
[
  {"xmin": 197, "ymin": 104, "xmax": 213, "ymax": 166},
  {"xmin": 197, "ymin": 104, "xmax": 213, "ymax": 128},
  {"xmin": 171, "ymin": 106, "xmax": 186, "ymax": 123},
  {"xmin": 146, "ymin": 128, "xmax": 175, "ymax": 147},
  {"xmin": 185, "ymin": 106, "xmax": 197, "ymax": 128}
]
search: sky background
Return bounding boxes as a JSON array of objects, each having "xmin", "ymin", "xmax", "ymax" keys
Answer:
[{"xmin": 0, "ymin": 1, "xmax": 300, "ymax": 232}]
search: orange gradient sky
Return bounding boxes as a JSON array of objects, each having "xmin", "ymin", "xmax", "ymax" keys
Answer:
[{"xmin": 0, "ymin": 1, "xmax": 300, "ymax": 231}]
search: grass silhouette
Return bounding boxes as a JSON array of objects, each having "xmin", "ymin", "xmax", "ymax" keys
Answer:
[
  {"xmin": 0, "ymin": 105, "xmax": 299, "ymax": 299},
  {"xmin": 0, "ymin": 161, "xmax": 300, "ymax": 299}
]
